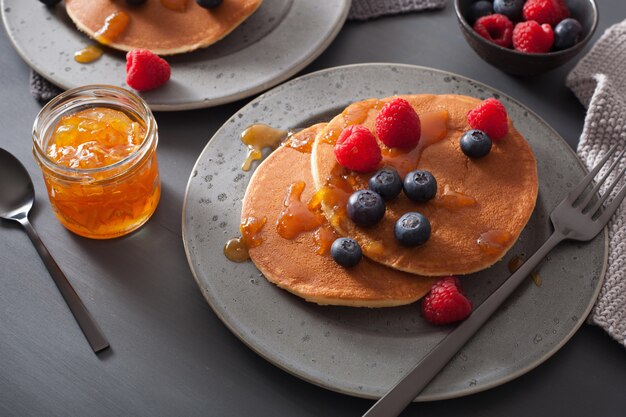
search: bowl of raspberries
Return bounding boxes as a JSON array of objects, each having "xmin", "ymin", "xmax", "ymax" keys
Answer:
[{"xmin": 454, "ymin": 0, "xmax": 598, "ymax": 75}]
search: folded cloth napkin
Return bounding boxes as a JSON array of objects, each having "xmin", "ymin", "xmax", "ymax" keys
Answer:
[
  {"xmin": 29, "ymin": 0, "xmax": 447, "ymax": 101},
  {"xmin": 567, "ymin": 19, "xmax": 626, "ymax": 347}
]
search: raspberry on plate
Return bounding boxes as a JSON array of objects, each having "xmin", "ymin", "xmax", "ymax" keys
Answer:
[
  {"xmin": 513, "ymin": 21, "xmax": 554, "ymax": 54},
  {"xmin": 421, "ymin": 276, "xmax": 472, "ymax": 325},
  {"xmin": 467, "ymin": 98, "xmax": 509, "ymax": 140},
  {"xmin": 126, "ymin": 49, "xmax": 171, "ymax": 91},
  {"xmin": 375, "ymin": 98, "xmax": 421, "ymax": 149},
  {"xmin": 473, "ymin": 14, "xmax": 514, "ymax": 48},
  {"xmin": 334, "ymin": 124, "xmax": 382, "ymax": 173},
  {"xmin": 522, "ymin": 0, "xmax": 569, "ymax": 26}
]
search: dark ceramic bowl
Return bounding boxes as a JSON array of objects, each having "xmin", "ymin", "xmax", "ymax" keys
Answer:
[{"xmin": 455, "ymin": 0, "xmax": 598, "ymax": 75}]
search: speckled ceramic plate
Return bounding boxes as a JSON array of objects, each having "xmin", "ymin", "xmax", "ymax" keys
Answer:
[
  {"xmin": 1, "ymin": 0, "xmax": 349, "ymax": 111},
  {"xmin": 182, "ymin": 64, "xmax": 607, "ymax": 401}
]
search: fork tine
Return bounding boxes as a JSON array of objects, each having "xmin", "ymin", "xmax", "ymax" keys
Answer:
[
  {"xmin": 595, "ymin": 178, "xmax": 626, "ymax": 225},
  {"xmin": 568, "ymin": 144, "xmax": 620, "ymax": 202},
  {"xmin": 579, "ymin": 146, "xmax": 626, "ymax": 210}
]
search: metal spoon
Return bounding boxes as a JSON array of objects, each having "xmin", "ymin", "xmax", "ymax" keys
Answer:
[{"xmin": 0, "ymin": 148, "xmax": 109, "ymax": 353}]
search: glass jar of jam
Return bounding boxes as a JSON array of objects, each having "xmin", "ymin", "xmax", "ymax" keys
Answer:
[{"xmin": 32, "ymin": 85, "xmax": 161, "ymax": 239}]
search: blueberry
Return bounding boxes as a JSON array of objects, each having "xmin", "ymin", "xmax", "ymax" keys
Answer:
[
  {"xmin": 403, "ymin": 170, "xmax": 437, "ymax": 203},
  {"xmin": 469, "ymin": 1, "xmax": 493, "ymax": 23},
  {"xmin": 368, "ymin": 168, "xmax": 402, "ymax": 201},
  {"xmin": 394, "ymin": 212, "xmax": 431, "ymax": 246},
  {"xmin": 460, "ymin": 130, "xmax": 492, "ymax": 158},
  {"xmin": 553, "ymin": 18, "xmax": 583, "ymax": 51},
  {"xmin": 196, "ymin": 0, "xmax": 224, "ymax": 9},
  {"xmin": 493, "ymin": 0, "xmax": 524, "ymax": 21},
  {"xmin": 330, "ymin": 238, "xmax": 363, "ymax": 268},
  {"xmin": 125, "ymin": 0, "xmax": 147, "ymax": 5},
  {"xmin": 346, "ymin": 190, "xmax": 385, "ymax": 227},
  {"xmin": 38, "ymin": 0, "xmax": 61, "ymax": 5}
]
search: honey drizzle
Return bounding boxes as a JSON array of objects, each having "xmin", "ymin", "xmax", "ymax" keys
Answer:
[
  {"xmin": 284, "ymin": 128, "xmax": 317, "ymax": 154},
  {"xmin": 74, "ymin": 45, "xmax": 103, "ymax": 64},
  {"xmin": 240, "ymin": 124, "xmax": 288, "ymax": 171},
  {"xmin": 477, "ymin": 230, "xmax": 513, "ymax": 255},
  {"xmin": 224, "ymin": 216, "xmax": 267, "ymax": 262},
  {"xmin": 94, "ymin": 11, "xmax": 130, "ymax": 45},
  {"xmin": 313, "ymin": 224, "xmax": 338, "ymax": 255}
]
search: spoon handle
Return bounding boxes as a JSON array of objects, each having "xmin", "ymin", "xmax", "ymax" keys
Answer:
[{"xmin": 19, "ymin": 217, "xmax": 110, "ymax": 353}]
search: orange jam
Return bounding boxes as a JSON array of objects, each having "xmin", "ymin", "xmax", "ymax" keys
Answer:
[
  {"xmin": 477, "ymin": 230, "xmax": 513, "ymax": 255},
  {"xmin": 437, "ymin": 189, "xmax": 477, "ymax": 210},
  {"xmin": 313, "ymin": 224, "xmax": 338, "ymax": 255},
  {"xmin": 160, "ymin": 0, "xmax": 188, "ymax": 11},
  {"xmin": 240, "ymin": 124, "xmax": 288, "ymax": 171},
  {"xmin": 224, "ymin": 216, "xmax": 267, "ymax": 262},
  {"xmin": 277, "ymin": 182, "xmax": 323, "ymax": 239},
  {"xmin": 284, "ymin": 128, "xmax": 317, "ymax": 154},
  {"xmin": 95, "ymin": 11, "xmax": 130, "ymax": 45},
  {"xmin": 342, "ymin": 98, "xmax": 381, "ymax": 127},
  {"xmin": 38, "ymin": 105, "xmax": 160, "ymax": 239},
  {"xmin": 74, "ymin": 45, "xmax": 103, "ymax": 64},
  {"xmin": 420, "ymin": 110, "xmax": 449, "ymax": 144}
]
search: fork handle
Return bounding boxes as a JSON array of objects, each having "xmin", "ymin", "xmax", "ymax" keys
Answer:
[
  {"xmin": 18, "ymin": 217, "xmax": 110, "ymax": 354},
  {"xmin": 363, "ymin": 230, "xmax": 566, "ymax": 417}
]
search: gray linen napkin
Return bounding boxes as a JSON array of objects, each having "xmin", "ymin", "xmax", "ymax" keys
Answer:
[
  {"xmin": 566, "ymin": 19, "xmax": 626, "ymax": 347},
  {"xmin": 29, "ymin": 0, "xmax": 447, "ymax": 101}
]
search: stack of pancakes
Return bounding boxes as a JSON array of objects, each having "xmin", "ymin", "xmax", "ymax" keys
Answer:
[
  {"xmin": 242, "ymin": 94, "xmax": 538, "ymax": 307},
  {"xmin": 64, "ymin": 0, "xmax": 263, "ymax": 54}
]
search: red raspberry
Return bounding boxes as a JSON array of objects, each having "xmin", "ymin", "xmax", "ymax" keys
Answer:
[
  {"xmin": 334, "ymin": 125, "xmax": 382, "ymax": 173},
  {"xmin": 421, "ymin": 277, "xmax": 472, "ymax": 325},
  {"xmin": 126, "ymin": 49, "xmax": 171, "ymax": 91},
  {"xmin": 467, "ymin": 98, "xmax": 509, "ymax": 140},
  {"xmin": 375, "ymin": 98, "xmax": 421, "ymax": 149},
  {"xmin": 473, "ymin": 14, "xmax": 514, "ymax": 48},
  {"xmin": 513, "ymin": 21, "xmax": 554, "ymax": 53},
  {"xmin": 522, "ymin": 0, "xmax": 569, "ymax": 26}
]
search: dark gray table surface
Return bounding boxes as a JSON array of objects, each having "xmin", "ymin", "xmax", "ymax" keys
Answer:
[{"xmin": 2, "ymin": 2, "xmax": 626, "ymax": 417}]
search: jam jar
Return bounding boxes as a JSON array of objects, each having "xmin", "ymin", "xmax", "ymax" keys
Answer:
[{"xmin": 32, "ymin": 85, "xmax": 161, "ymax": 239}]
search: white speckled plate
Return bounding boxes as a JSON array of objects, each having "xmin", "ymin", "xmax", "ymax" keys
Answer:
[
  {"xmin": 1, "ymin": 0, "xmax": 349, "ymax": 111},
  {"xmin": 182, "ymin": 64, "xmax": 607, "ymax": 400}
]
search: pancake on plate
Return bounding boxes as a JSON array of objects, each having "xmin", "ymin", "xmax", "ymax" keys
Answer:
[
  {"xmin": 65, "ymin": 0, "xmax": 263, "ymax": 55},
  {"xmin": 241, "ymin": 124, "xmax": 437, "ymax": 307},
  {"xmin": 311, "ymin": 94, "xmax": 538, "ymax": 276}
]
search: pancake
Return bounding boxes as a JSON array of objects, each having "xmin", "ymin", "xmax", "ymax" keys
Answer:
[
  {"xmin": 65, "ymin": 0, "xmax": 262, "ymax": 55},
  {"xmin": 311, "ymin": 94, "xmax": 538, "ymax": 276},
  {"xmin": 241, "ymin": 124, "xmax": 437, "ymax": 307}
]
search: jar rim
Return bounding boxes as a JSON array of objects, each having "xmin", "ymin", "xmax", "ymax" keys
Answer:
[{"xmin": 32, "ymin": 85, "xmax": 157, "ymax": 179}]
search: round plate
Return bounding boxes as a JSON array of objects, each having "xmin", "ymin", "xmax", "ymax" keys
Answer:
[
  {"xmin": 1, "ymin": 0, "xmax": 350, "ymax": 111},
  {"xmin": 182, "ymin": 64, "xmax": 607, "ymax": 401}
]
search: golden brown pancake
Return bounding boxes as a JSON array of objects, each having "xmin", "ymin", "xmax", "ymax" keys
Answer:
[
  {"xmin": 311, "ymin": 94, "xmax": 538, "ymax": 276},
  {"xmin": 65, "ymin": 0, "xmax": 262, "ymax": 55},
  {"xmin": 242, "ymin": 124, "xmax": 437, "ymax": 307}
]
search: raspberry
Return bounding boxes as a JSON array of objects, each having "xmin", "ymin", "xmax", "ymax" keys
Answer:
[
  {"xmin": 522, "ymin": 0, "xmax": 569, "ymax": 26},
  {"xmin": 334, "ymin": 125, "xmax": 382, "ymax": 173},
  {"xmin": 467, "ymin": 98, "xmax": 509, "ymax": 140},
  {"xmin": 473, "ymin": 14, "xmax": 514, "ymax": 48},
  {"xmin": 421, "ymin": 277, "xmax": 472, "ymax": 325},
  {"xmin": 513, "ymin": 21, "xmax": 554, "ymax": 53},
  {"xmin": 375, "ymin": 98, "xmax": 421, "ymax": 149},
  {"xmin": 126, "ymin": 49, "xmax": 171, "ymax": 91}
]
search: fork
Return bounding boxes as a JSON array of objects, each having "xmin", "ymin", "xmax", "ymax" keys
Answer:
[{"xmin": 363, "ymin": 144, "xmax": 626, "ymax": 417}]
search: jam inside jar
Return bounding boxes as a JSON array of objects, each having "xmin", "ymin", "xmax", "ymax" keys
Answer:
[{"xmin": 32, "ymin": 85, "xmax": 161, "ymax": 239}]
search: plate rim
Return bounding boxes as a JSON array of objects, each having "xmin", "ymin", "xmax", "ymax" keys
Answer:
[
  {"xmin": 181, "ymin": 63, "xmax": 608, "ymax": 401},
  {"xmin": 0, "ymin": 0, "xmax": 351, "ymax": 111}
]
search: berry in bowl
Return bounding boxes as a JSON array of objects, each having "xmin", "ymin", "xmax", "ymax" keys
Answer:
[{"xmin": 454, "ymin": 0, "xmax": 598, "ymax": 75}]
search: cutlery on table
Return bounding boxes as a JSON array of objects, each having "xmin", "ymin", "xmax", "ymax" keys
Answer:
[
  {"xmin": 364, "ymin": 144, "xmax": 626, "ymax": 417},
  {"xmin": 0, "ymin": 148, "xmax": 109, "ymax": 353}
]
